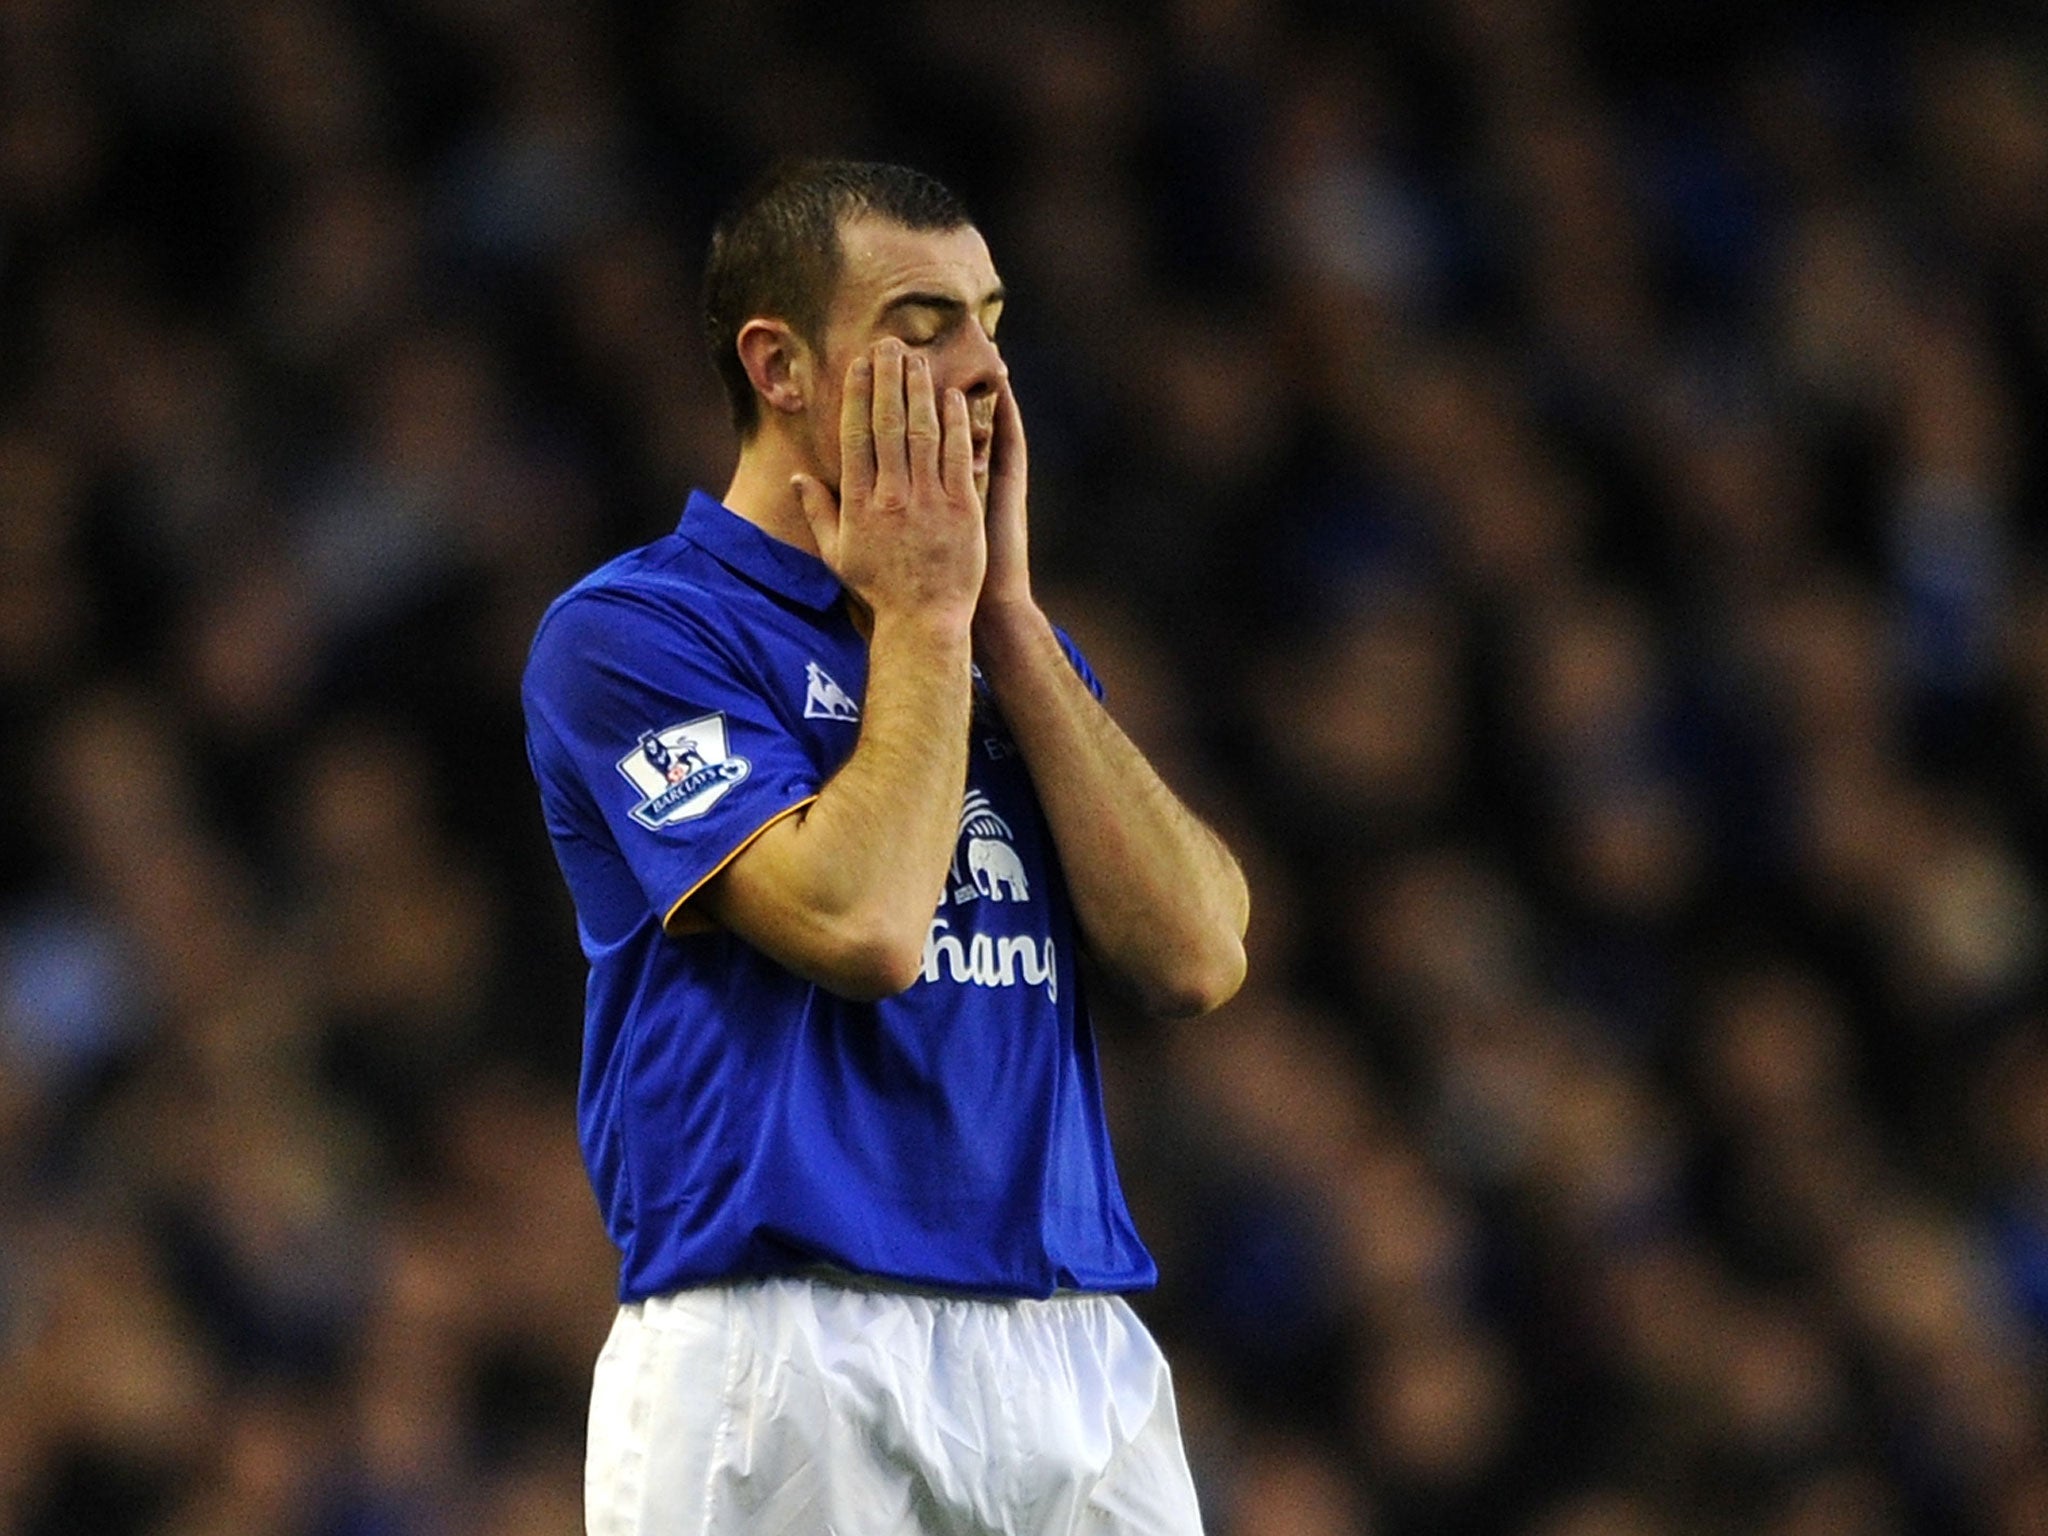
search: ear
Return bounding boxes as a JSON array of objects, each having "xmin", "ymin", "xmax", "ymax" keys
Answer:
[{"xmin": 735, "ymin": 319, "xmax": 813, "ymax": 420}]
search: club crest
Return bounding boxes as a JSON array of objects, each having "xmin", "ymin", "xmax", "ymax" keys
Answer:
[{"xmin": 619, "ymin": 714, "xmax": 750, "ymax": 828}]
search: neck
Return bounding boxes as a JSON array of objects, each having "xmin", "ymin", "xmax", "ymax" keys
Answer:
[
  {"xmin": 722, "ymin": 432, "xmax": 823, "ymax": 557},
  {"xmin": 722, "ymin": 433, "xmax": 870, "ymax": 635}
]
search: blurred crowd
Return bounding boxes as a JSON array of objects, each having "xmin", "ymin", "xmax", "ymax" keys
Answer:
[{"xmin": 4, "ymin": 0, "xmax": 2048, "ymax": 1532}]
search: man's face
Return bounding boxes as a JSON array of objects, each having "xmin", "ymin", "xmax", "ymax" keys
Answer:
[{"xmin": 807, "ymin": 214, "xmax": 1007, "ymax": 500}]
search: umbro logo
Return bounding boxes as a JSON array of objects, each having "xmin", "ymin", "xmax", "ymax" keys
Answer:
[{"xmin": 803, "ymin": 661, "xmax": 860, "ymax": 722}]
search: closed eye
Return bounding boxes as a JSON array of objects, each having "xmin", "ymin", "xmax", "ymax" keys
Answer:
[
  {"xmin": 884, "ymin": 296, "xmax": 962, "ymax": 345},
  {"xmin": 882, "ymin": 289, "xmax": 1005, "ymax": 347}
]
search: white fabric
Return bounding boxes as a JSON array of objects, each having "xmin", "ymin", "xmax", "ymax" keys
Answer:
[{"xmin": 585, "ymin": 1273, "xmax": 1206, "ymax": 1536}]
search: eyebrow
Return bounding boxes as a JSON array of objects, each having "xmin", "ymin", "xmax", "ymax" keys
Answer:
[{"xmin": 879, "ymin": 287, "xmax": 1007, "ymax": 322}]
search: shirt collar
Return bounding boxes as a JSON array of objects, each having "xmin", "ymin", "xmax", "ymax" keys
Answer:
[{"xmin": 675, "ymin": 490, "xmax": 844, "ymax": 613}]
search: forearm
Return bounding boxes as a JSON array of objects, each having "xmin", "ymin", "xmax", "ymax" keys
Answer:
[
  {"xmin": 700, "ymin": 610, "xmax": 973, "ymax": 996},
  {"xmin": 976, "ymin": 602, "xmax": 1249, "ymax": 1017}
]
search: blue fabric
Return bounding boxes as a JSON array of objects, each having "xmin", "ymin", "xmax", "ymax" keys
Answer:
[{"xmin": 522, "ymin": 491, "xmax": 1155, "ymax": 1302}]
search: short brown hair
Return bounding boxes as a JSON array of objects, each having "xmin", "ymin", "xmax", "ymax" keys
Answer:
[{"xmin": 703, "ymin": 160, "xmax": 974, "ymax": 437}]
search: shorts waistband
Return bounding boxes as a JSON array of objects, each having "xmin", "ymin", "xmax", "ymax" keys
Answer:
[{"xmin": 653, "ymin": 1265, "xmax": 1097, "ymax": 1308}]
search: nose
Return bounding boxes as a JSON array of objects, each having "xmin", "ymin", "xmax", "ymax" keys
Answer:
[{"xmin": 955, "ymin": 321, "xmax": 1006, "ymax": 397}]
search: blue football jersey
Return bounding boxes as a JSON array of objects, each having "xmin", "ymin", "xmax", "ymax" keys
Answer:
[{"xmin": 521, "ymin": 491, "xmax": 1156, "ymax": 1302}]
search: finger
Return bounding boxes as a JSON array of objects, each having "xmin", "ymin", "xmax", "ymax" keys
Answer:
[
  {"xmin": 905, "ymin": 353, "xmax": 942, "ymax": 486},
  {"xmin": 838, "ymin": 354, "xmax": 874, "ymax": 506},
  {"xmin": 870, "ymin": 341, "xmax": 908, "ymax": 506},
  {"xmin": 993, "ymin": 375, "xmax": 1028, "ymax": 487},
  {"xmin": 940, "ymin": 386, "xmax": 973, "ymax": 503}
]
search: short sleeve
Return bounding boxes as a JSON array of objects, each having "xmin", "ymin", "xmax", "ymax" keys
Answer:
[
  {"xmin": 1053, "ymin": 625, "xmax": 1106, "ymax": 702},
  {"xmin": 523, "ymin": 587, "xmax": 821, "ymax": 927}
]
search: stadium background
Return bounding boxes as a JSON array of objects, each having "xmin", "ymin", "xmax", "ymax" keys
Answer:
[{"xmin": 4, "ymin": 0, "xmax": 2048, "ymax": 1531}]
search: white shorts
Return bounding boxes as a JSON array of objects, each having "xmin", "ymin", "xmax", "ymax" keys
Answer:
[{"xmin": 585, "ymin": 1273, "xmax": 1206, "ymax": 1536}]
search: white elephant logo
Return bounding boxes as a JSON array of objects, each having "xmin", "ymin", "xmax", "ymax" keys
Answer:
[
  {"xmin": 949, "ymin": 789, "xmax": 1030, "ymax": 905},
  {"xmin": 967, "ymin": 837, "xmax": 1030, "ymax": 902}
]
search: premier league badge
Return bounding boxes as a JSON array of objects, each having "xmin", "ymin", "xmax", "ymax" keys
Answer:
[{"xmin": 619, "ymin": 714, "xmax": 750, "ymax": 828}]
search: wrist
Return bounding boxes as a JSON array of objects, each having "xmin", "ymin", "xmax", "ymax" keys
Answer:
[
  {"xmin": 971, "ymin": 596, "xmax": 1056, "ymax": 669},
  {"xmin": 870, "ymin": 603, "xmax": 977, "ymax": 656}
]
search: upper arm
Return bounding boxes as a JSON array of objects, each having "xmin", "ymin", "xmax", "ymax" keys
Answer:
[{"xmin": 688, "ymin": 809, "xmax": 917, "ymax": 999}]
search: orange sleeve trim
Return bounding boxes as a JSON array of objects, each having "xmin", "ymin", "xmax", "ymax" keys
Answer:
[{"xmin": 660, "ymin": 795, "xmax": 820, "ymax": 936}]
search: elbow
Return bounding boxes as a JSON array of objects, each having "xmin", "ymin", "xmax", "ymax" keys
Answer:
[
  {"xmin": 810, "ymin": 919, "xmax": 929, "ymax": 1003},
  {"xmin": 1138, "ymin": 935, "xmax": 1247, "ymax": 1020}
]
